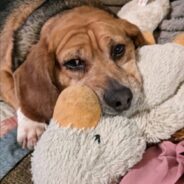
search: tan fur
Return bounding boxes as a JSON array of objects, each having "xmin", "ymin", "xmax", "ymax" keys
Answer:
[
  {"xmin": 173, "ymin": 33, "xmax": 184, "ymax": 46},
  {"xmin": 142, "ymin": 31, "xmax": 155, "ymax": 45},
  {"xmin": 53, "ymin": 85, "xmax": 101, "ymax": 129},
  {"xmin": 0, "ymin": 0, "xmax": 44, "ymax": 108},
  {"xmin": 0, "ymin": 5, "xmax": 146, "ymax": 122},
  {"xmin": 172, "ymin": 129, "xmax": 184, "ymax": 141}
]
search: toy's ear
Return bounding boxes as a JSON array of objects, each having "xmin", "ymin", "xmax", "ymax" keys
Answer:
[
  {"xmin": 142, "ymin": 31, "xmax": 155, "ymax": 45},
  {"xmin": 53, "ymin": 85, "xmax": 101, "ymax": 129},
  {"xmin": 173, "ymin": 33, "xmax": 184, "ymax": 46}
]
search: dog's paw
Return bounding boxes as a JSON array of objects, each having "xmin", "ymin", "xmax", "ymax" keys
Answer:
[
  {"xmin": 17, "ymin": 109, "xmax": 47, "ymax": 150},
  {"xmin": 137, "ymin": 0, "xmax": 149, "ymax": 6}
]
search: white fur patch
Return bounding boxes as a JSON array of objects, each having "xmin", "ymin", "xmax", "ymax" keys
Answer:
[
  {"xmin": 17, "ymin": 109, "xmax": 47, "ymax": 150},
  {"xmin": 118, "ymin": 0, "xmax": 170, "ymax": 32}
]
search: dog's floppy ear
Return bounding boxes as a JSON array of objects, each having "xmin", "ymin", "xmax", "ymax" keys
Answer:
[
  {"xmin": 119, "ymin": 19, "xmax": 147, "ymax": 47},
  {"xmin": 14, "ymin": 39, "xmax": 60, "ymax": 122}
]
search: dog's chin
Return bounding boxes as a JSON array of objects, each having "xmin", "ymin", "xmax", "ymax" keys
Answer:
[
  {"xmin": 101, "ymin": 103, "xmax": 132, "ymax": 117},
  {"xmin": 100, "ymin": 103, "xmax": 117, "ymax": 117},
  {"xmin": 102, "ymin": 105, "xmax": 135, "ymax": 118},
  {"xmin": 103, "ymin": 109, "xmax": 119, "ymax": 117}
]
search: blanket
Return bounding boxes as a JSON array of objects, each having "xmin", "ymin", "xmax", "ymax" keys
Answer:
[
  {"xmin": 156, "ymin": 0, "xmax": 184, "ymax": 43},
  {"xmin": 120, "ymin": 141, "xmax": 184, "ymax": 184},
  {"xmin": 0, "ymin": 101, "xmax": 30, "ymax": 180}
]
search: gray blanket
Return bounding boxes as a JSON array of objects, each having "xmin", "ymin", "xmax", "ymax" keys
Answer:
[
  {"xmin": 0, "ymin": 128, "xmax": 30, "ymax": 180},
  {"xmin": 156, "ymin": 0, "xmax": 184, "ymax": 43}
]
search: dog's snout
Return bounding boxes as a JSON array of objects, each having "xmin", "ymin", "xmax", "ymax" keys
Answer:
[{"xmin": 103, "ymin": 85, "xmax": 133, "ymax": 112}]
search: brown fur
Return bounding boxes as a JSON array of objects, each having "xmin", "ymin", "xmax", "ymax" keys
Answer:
[
  {"xmin": 0, "ymin": 0, "xmax": 44, "ymax": 108},
  {"xmin": 0, "ymin": 3, "xmax": 146, "ymax": 122}
]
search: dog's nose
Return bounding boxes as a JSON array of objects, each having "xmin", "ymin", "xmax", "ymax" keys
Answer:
[{"xmin": 103, "ymin": 86, "xmax": 133, "ymax": 112}]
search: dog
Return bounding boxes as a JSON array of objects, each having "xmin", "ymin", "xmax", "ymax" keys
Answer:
[{"xmin": 0, "ymin": 0, "xmax": 146, "ymax": 149}]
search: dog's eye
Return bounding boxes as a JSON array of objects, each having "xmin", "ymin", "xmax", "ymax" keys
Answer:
[
  {"xmin": 64, "ymin": 59, "xmax": 85, "ymax": 71},
  {"xmin": 111, "ymin": 44, "xmax": 126, "ymax": 60}
]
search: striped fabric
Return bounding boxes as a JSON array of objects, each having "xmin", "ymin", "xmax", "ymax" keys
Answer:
[
  {"xmin": 0, "ymin": 100, "xmax": 30, "ymax": 180},
  {"xmin": 0, "ymin": 117, "xmax": 17, "ymax": 138},
  {"xmin": 0, "ymin": 100, "xmax": 17, "ymax": 137}
]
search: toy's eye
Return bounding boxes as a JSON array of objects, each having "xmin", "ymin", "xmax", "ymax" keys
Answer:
[
  {"xmin": 64, "ymin": 59, "xmax": 85, "ymax": 71},
  {"xmin": 94, "ymin": 134, "xmax": 101, "ymax": 144},
  {"xmin": 111, "ymin": 44, "xmax": 126, "ymax": 60}
]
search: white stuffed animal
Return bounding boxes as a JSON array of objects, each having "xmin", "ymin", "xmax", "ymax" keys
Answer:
[
  {"xmin": 31, "ymin": 43, "xmax": 184, "ymax": 184},
  {"xmin": 118, "ymin": 0, "xmax": 170, "ymax": 32}
]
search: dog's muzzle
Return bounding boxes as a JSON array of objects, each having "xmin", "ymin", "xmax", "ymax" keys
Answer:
[{"xmin": 103, "ymin": 80, "xmax": 133, "ymax": 113}]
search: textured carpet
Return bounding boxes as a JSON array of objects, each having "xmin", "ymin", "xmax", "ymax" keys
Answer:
[{"xmin": 1, "ymin": 154, "xmax": 32, "ymax": 184}]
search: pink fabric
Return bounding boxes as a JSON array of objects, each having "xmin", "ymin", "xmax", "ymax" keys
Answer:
[
  {"xmin": 0, "ymin": 116, "xmax": 17, "ymax": 138},
  {"xmin": 120, "ymin": 141, "xmax": 184, "ymax": 184}
]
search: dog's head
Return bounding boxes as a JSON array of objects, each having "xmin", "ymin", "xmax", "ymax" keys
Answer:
[{"xmin": 14, "ymin": 6, "xmax": 146, "ymax": 121}]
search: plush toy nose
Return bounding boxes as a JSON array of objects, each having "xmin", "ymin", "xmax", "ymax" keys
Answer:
[
  {"xmin": 104, "ymin": 85, "xmax": 133, "ymax": 112},
  {"xmin": 53, "ymin": 85, "xmax": 101, "ymax": 129}
]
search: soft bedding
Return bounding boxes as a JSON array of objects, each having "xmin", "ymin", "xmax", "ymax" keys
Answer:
[
  {"xmin": 120, "ymin": 141, "xmax": 184, "ymax": 184},
  {"xmin": 0, "ymin": 101, "xmax": 30, "ymax": 180},
  {"xmin": 155, "ymin": 0, "xmax": 184, "ymax": 43}
]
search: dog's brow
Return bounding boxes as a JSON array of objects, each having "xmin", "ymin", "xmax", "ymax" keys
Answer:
[{"xmin": 87, "ymin": 29, "xmax": 101, "ymax": 52}]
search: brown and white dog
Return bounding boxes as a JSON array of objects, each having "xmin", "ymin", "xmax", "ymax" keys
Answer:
[{"xmin": 0, "ymin": 0, "xmax": 146, "ymax": 149}]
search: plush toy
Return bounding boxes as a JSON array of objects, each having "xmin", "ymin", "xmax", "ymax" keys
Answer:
[
  {"xmin": 118, "ymin": 0, "xmax": 170, "ymax": 32},
  {"xmin": 31, "ymin": 41, "xmax": 184, "ymax": 184}
]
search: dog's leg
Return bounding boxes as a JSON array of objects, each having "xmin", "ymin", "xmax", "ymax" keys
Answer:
[
  {"xmin": 0, "ymin": 70, "xmax": 46, "ymax": 149},
  {"xmin": 17, "ymin": 109, "xmax": 47, "ymax": 150}
]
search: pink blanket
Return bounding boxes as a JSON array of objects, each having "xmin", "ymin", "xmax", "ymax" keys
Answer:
[{"xmin": 120, "ymin": 141, "xmax": 184, "ymax": 184}]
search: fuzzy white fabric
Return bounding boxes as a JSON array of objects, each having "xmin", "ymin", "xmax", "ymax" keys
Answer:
[
  {"xmin": 118, "ymin": 0, "xmax": 170, "ymax": 32},
  {"xmin": 135, "ymin": 43, "xmax": 184, "ymax": 142},
  {"xmin": 32, "ymin": 119, "xmax": 146, "ymax": 184},
  {"xmin": 137, "ymin": 43, "xmax": 184, "ymax": 110},
  {"xmin": 32, "ymin": 43, "xmax": 184, "ymax": 184}
]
